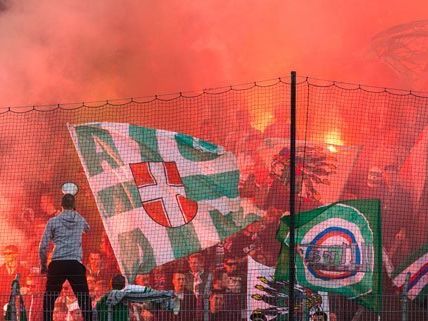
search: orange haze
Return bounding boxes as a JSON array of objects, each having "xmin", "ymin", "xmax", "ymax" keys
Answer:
[{"xmin": 0, "ymin": 0, "xmax": 427, "ymax": 107}]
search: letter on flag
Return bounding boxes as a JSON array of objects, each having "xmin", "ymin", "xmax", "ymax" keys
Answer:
[
  {"xmin": 67, "ymin": 123, "xmax": 258, "ymax": 280},
  {"xmin": 275, "ymin": 199, "xmax": 382, "ymax": 312}
]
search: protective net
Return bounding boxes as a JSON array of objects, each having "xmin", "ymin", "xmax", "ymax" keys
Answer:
[{"xmin": 0, "ymin": 77, "xmax": 426, "ymax": 321}]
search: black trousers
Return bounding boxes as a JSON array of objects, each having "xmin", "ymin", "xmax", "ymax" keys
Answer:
[{"xmin": 43, "ymin": 260, "xmax": 92, "ymax": 321}]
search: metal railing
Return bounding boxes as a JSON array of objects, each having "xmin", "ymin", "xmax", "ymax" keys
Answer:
[{"xmin": 2, "ymin": 277, "xmax": 427, "ymax": 321}]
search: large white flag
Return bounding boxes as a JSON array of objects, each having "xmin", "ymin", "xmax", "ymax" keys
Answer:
[{"xmin": 68, "ymin": 122, "xmax": 259, "ymax": 280}]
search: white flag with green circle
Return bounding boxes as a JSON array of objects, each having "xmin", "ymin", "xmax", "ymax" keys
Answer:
[
  {"xmin": 68, "ymin": 122, "xmax": 258, "ymax": 280},
  {"xmin": 275, "ymin": 199, "xmax": 382, "ymax": 312}
]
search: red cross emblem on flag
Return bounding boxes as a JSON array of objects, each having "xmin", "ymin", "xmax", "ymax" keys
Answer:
[{"xmin": 129, "ymin": 161, "xmax": 198, "ymax": 227}]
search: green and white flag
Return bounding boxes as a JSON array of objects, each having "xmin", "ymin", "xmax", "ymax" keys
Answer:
[
  {"xmin": 68, "ymin": 123, "xmax": 258, "ymax": 280},
  {"xmin": 275, "ymin": 199, "xmax": 382, "ymax": 312},
  {"xmin": 392, "ymin": 242, "xmax": 428, "ymax": 301}
]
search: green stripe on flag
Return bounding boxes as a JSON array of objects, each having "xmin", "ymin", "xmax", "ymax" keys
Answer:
[
  {"xmin": 118, "ymin": 228, "xmax": 156, "ymax": 280},
  {"xmin": 167, "ymin": 223, "xmax": 201, "ymax": 258},
  {"xmin": 210, "ymin": 208, "xmax": 259, "ymax": 240},
  {"xmin": 129, "ymin": 125, "xmax": 163, "ymax": 162},
  {"xmin": 182, "ymin": 171, "xmax": 239, "ymax": 201},
  {"xmin": 98, "ymin": 181, "xmax": 142, "ymax": 217},
  {"xmin": 175, "ymin": 133, "xmax": 221, "ymax": 161}
]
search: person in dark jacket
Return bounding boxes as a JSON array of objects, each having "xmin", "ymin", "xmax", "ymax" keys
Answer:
[
  {"xmin": 39, "ymin": 193, "xmax": 92, "ymax": 321},
  {"xmin": 208, "ymin": 289, "xmax": 228, "ymax": 321},
  {"xmin": 155, "ymin": 271, "xmax": 198, "ymax": 321}
]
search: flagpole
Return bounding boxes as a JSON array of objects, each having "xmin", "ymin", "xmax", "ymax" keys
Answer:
[{"xmin": 289, "ymin": 71, "xmax": 297, "ymax": 321}]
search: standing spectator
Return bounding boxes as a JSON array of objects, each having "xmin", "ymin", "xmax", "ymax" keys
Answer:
[
  {"xmin": 0, "ymin": 245, "xmax": 29, "ymax": 309},
  {"xmin": 186, "ymin": 253, "xmax": 212, "ymax": 298},
  {"xmin": 21, "ymin": 275, "xmax": 43, "ymax": 321},
  {"xmin": 39, "ymin": 193, "xmax": 92, "ymax": 321},
  {"xmin": 208, "ymin": 290, "xmax": 227, "ymax": 321},
  {"xmin": 223, "ymin": 272, "xmax": 245, "ymax": 321},
  {"xmin": 155, "ymin": 271, "xmax": 201, "ymax": 321},
  {"xmin": 186, "ymin": 253, "xmax": 212, "ymax": 320},
  {"xmin": 86, "ymin": 252, "xmax": 109, "ymax": 282}
]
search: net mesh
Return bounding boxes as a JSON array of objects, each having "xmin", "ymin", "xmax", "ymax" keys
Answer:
[{"xmin": 0, "ymin": 77, "xmax": 426, "ymax": 320}]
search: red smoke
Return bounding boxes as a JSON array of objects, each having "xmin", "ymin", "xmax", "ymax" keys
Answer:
[{"xmin": 0, "ymin": 0, "xmax": 427, "ymax": 108}]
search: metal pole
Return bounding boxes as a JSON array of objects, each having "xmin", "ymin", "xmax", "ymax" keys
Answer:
[
  {"xmin": 289, "ymin": 71, "xmax": 297, "ymax": 321},
  {"xmin": 401, "ymin": 272, "xmax": 411, "ymax": 321}
]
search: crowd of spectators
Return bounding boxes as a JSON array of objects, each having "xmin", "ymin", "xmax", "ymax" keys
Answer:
[
  {"xmin": 0, "ymin": 215, "xmax": 283, "ymax": 321},
  {"xmin": 0, "ymin": 109, "xmax": 425, "ymax": 321}
]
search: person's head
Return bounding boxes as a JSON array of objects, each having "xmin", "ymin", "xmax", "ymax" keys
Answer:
[
  {"xmin": 188, "ymin": 253, "xmax": 205, "ymax": 273},
  {"xmin": 172, "ymin": 272, "xmax": 187, "ymax": 293},
  {"xmin": 209, "ymin": 290, "xmax": 225, "ymax": 313},
  {"xmin": 223, "ymin": 257, "xmax": 239, "ymax": 274},
  {"xmin": 111, "ymin": 274, "xmax": 126, "ymax": 290},
  {"xmin": 88, "ymin": 252, "xmax": 102, "ymax": 270},
  {"xmin": 2, "ymin": 245, "xmax": 19, "ymax": 265},
  {"xmin": 311, "ymin": 311, "xmax": 328, "ymax": 321},
  {"xmin": 134, "ymin": 273, "xmax": 151, "ymax": 286},
  {"xmin": 61, "ymin": 193, "xmax": 75, "ymax": 210},
  {"xmin": 23, "ymin": 275, "xmax": 37, "ymax": 294},
  {"xmin": 226, "ymin": 272, "xmax": 243, "ymax": 293}
]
